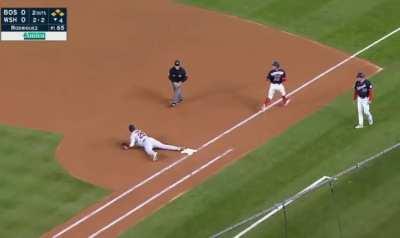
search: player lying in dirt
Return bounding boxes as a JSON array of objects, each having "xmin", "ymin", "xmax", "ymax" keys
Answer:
[{"xmin": 122, "ymin": 124, "xmax": 196, "ymax": 161}]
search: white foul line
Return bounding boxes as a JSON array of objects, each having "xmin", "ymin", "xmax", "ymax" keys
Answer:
[
  {"xmin": 52, "ymin": 26, "xmax": 399, "ymax": 238},
  {"xmin": 88, "ymin": 148, "xmax": 234, "ymax": 238},
  {"xmin": 52, "ymin": 154, "xmax": 194, "ymax": 237}
]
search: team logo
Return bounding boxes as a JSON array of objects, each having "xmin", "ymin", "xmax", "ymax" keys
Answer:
[{"xmin": 356, "ymin": 84, "xmax": 367, "ymax": 90}]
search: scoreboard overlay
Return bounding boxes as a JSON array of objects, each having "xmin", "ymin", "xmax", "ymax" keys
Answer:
[{"xmin": 1, "ymin": 8, "xmax": 67, "ymax": 41}]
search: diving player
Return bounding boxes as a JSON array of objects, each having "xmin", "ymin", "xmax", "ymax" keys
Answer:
[{"xmin": 123, "ymin": 124, "xmax": 194, "ymax": 161}]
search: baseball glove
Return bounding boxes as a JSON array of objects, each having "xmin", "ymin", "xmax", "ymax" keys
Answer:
[{"xmin": 121, "ymin": 142, "xmax": 129, "ymax": 150}]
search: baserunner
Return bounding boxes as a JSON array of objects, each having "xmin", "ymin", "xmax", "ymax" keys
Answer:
[{"xmin": 122, "ymin": 124, "xmax": 196, "ymax": 161}]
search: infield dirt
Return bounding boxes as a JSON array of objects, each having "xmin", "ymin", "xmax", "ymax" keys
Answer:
[{"xmin": 0, "ymin": 0, "xmax": 380, "ymax": 237}]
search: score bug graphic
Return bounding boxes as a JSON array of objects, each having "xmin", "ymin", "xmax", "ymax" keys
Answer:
[
  {"xmin": 49, "ymin": 9, "xmax": 66, "ymax": 31},
  {"xmin": 1, "ymin": 8, "xmax": 68, "ymax": 41},
  {"xmin": 51, "ymin": 9, "xmax": 65, "ymax": 23}
]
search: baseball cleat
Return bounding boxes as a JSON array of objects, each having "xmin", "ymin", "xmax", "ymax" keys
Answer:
[
  {"xmin": 355, "ymin": 124, "xmax": 364, "ymax": 129},
  {"xmin": 368, "ymin": 119, "xmax": 374, "ymax": 126},
  {"xmin": 283, "ymin": 98, "xmax": 291, "ymax": 106},
  {"xmin": 261, "ymin": 104, "xmax": 267, "ymax": 111},
  {"xmin": 152, "ymin": 152, "xmax": 158, "ymax": 161},
  {"xmin": 170, "ymin": 102, "xmax": 177, "ymax": 107}
]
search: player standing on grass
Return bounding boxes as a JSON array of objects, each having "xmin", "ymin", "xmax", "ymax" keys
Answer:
[
  {"xmin": 354, "ymin": 72, "xmax": 374, "ymax": 129},
  {"xmin": 169, "ymin": 60, "xmax": 188, "ymax": 107},
  {"xmin": 262, "ymin": 60, "xmax": 290, "ymax": 110}
]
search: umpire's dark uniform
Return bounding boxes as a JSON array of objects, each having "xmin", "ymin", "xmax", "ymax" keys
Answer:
[{"xmin": 169, "ymin": 60, "xmax": 188, "ymax": 107}]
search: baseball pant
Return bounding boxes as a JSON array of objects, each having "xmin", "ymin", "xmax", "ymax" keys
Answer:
[
  {"xmin": 171, "ymin": 82, "xmax": 183, "ymax": 104},
  {"xmin": 268, "ymin": 83, "xmax": 286, "ymax": 99},
  {"xmin": 357, "ymin": 97, "xmax": 373, "ymax": 126},
  {"xmin": 143, "ymin": 137, "xmax": 180, "ymax": 158}
]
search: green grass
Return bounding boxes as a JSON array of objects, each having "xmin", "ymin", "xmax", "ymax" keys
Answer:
[
  {"xmin": 122, "ymin": 68, "xmax": 400, "ymax": 238},
  {"xmin": 247, "ymin": 148, "xmax": 400, "ymax": 238},
  {"xmin": 121, "ymin": 0, "xmax": 400, "ymax": 237},
  {"xmin": 0, "ymin": 125, "xmax": 106, "ymax": 237},
  {"xmin": 180, "ymin": 0, "xmax": 400, "ymax": 55}
]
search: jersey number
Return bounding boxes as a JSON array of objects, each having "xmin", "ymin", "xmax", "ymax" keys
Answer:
[{"xmin": 137, "ymin": 131, "xmax": 146, "ymax": 139}]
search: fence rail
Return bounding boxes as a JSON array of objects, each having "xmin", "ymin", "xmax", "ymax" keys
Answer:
[{"xmin": 211, "ymin": 142, "xmax": 400, "ymax": 238}]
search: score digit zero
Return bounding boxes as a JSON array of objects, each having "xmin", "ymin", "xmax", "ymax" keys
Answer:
[{"xmin": 2, "ymin": 9, "xmax": 26, "ymax": 15}]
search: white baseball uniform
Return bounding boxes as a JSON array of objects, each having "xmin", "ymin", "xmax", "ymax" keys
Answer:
[
  {"xmin": 268, "ymin": 83, "xmax": 287, "ymax": 99},
  {"xmin": 357, "ymin": 97, "xmax": 373, "ymax": 126},
  {"xmin": 129, "ymin": 129, "xmax": 181, "ymax": 158}
]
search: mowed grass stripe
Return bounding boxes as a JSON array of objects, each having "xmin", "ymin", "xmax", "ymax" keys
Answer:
[{"xmin": 181, "ymin": 0, "xmax": 399, "ymax": 53}]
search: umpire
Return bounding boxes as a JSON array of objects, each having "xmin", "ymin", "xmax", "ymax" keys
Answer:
[{"xmin": 168, "ymin": 59, "xmax": 188, "ymax": 107}]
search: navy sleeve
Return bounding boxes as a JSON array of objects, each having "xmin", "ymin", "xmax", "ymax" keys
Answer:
[
  {"xmin": 168, "ymin": 68, "xmax": 174, "ymax": 80},
  {"xmin": 281, "ymin": 69, "xmax": 287, "ymax": 81},
  {"xmin": 267, "ymin": 71, "xmax": 273, "ymax": 81},
  {"xmin": 182, "ymin": 68, "xmax": 188, "ymax": 82}
]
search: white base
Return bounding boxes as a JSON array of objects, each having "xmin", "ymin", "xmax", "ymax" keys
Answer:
[
  {"xmin": 181, "ymin": 148, "xmax": 197, "ymax": 155},
  {"xmin": 1, "ymin": 32, "xmax": 67, "ymax": 41}
]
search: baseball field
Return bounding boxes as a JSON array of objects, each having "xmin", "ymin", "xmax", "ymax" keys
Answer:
[{"xmin": 0, "ymin": 0, "xmax": 399, "ymax": 237}]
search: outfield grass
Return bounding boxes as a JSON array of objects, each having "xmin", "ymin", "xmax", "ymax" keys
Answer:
[
  {"xmin": 247, "ymin": 148, "xmax": 400, "ymax": 238},
  {"xmin": 180, "ymin": 0, "xmax": 400, "ymax": 56},
  {"xmin": 213, "ymin": 147, "xmax": 400, "ymax": 238},
  {"xmin": 122, "ymin": 0, "xmax": 400, "ymax": 237},
  {"xmin": 0, "ymin": 126, "xmax": 106, "ymax": 237}
]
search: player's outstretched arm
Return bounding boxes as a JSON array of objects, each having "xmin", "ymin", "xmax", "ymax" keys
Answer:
[
  {"xmin": 121, "ymin": 135, "xmax": 136, "ymax": 150},
  {"xmin": 129, "ymin": 137, "xmax": 136, "ymax": 148}
]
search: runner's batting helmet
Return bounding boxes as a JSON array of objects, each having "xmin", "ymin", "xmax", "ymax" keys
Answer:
[{"xmin": 128, "ymin": 124, "xmax": 136, "ymax": 132}]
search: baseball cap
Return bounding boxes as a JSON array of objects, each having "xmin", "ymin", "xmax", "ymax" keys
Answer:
[
  {"xmin": 174, "ymin": 60, "xmax": 181, "ymax": 66},
  {"xmin": 272, "ymin": 60, "xmax": 280, "ymax": 67},
  {"xmin": 356, "ymin": 72, "xmax": 365, "ymax": 79}
]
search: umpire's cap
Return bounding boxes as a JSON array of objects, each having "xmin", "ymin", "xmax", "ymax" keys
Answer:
[
  {"xmin": 356, "ymin": 72, "xmax": 366, "ymax": 79},
  {"xmin": 272, "ymin": 60, "xmax": 280, "ymax": 67},
  {"xmin": 128, "ymin": 124, "xmax": 136, "ymax": 132}
]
